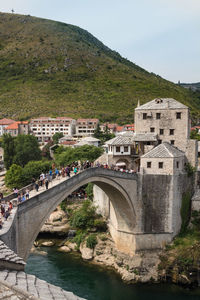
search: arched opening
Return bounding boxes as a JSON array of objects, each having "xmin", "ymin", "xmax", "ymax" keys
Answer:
[
  {"xmin": 17, "ymin": 169, "xmax": 137, "ymax": 260},
  {"xmin": 115, "ymin": 158, "xmax": 130, "ymax": 169}
]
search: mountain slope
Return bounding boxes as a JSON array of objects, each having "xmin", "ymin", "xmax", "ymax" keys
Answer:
[{"xmin": 0, "ymin": 12, "xmax": 199, "ymax": 123}]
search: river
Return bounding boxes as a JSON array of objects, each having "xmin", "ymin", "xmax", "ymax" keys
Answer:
[{"xmin": 25, "ymin": 247, "xmax": 200, "ymax": 300}]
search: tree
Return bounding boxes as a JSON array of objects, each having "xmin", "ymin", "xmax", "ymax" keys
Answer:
[
  {"xmin": 14, "ymin": 135, "xmax": 41, "ymax": 167},
  {"xmin": 2, "ymin": 134, "xmax": 15, "ymax": 169},
  {"xmin": 52, "ymin": 132, "xmax": 63, "ymax": 144},
  {"xmin": 5, "ymin": 164, "xmax": 24, "ymax": 188}
]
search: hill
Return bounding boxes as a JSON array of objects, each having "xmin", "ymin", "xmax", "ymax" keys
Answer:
[
  {"xmin": 179, "ymin": 82, "xmax": 200, "ymax": 92},
  {"xmin": 0, "ymin": 12, "xmax": 200, "ymax": 123}
]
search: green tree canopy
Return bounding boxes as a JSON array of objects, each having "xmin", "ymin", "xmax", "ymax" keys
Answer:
[
  {"xmin": 2, "ymin": 134, "xmax": 15, "ymax": 169},
  {"xmin": 5, "ymin": 164, "xmax": 24, "ymax": 188},
  {"xmin": 54, "ymin": 145, "xmax": 103, "ymax": 167},
  {"xmin": 14, "ymin": 135, "xmax": 41, "ymax": 167},
  {"xmin": 52, "ymin": 132, "xmax": 63, "ymax": 144}
]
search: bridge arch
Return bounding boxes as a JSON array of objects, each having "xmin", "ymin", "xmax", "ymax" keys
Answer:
[{"xmin": 17, "ymin": 168, "xmax": 138, "ymax": 260}]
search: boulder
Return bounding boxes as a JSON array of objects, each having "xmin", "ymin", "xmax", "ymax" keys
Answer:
[
  {"xmin": 65, "ymin": 242, "xmax": 77, "ymax": 251},
  {"xmin": 41, "ymin": 241, "xmax": 55, "ymax": 247},
  {"xmin": 58, "ymin": 246, "xmax": 71, "ymax": 253},
  {"xmin": 48, "ymin": 210, "xmax": 66, "ymax": 222},
  {"xmin": 80, "ymin": 243, "xmax": 94, "ymax": 260}
]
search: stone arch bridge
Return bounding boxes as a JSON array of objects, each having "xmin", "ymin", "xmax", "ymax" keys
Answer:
[{"xmin": 0, "ymin": 167, "xmax": 192, "ymax": 261}]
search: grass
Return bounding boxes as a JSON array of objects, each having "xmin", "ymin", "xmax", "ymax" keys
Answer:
[{"xmin": 0, "ymin": 12, "xmax": 200, "ymax": 123}]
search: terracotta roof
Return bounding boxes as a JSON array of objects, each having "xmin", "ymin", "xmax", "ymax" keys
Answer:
[
  {"xmin": 135, "ymin": 98, "xmax": 188, "ymax": 110},
  {"xmin": 0, "ymin": 118, "xmax": 15, "ymax": 125},
  {"xmin": 116, "ymin": 126, "xmax": 124, "ymax": 132},
  {"xmin": 5, "ymin": 121, "xmax": 28, "ymax": 130},
  {"xmin": 77, "ymin": 118, "xmax": 99, "ymax": 123},
  {"xmin": 142, "ymin": 142, "xmax": 184, "ymax": 158},
  {"xmin": 61, "ymin": 141, "xmax": 76, "ymax": 145}
]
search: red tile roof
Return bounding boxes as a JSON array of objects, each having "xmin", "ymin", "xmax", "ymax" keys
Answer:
[
  {"xmin": 0, "ymin": 118, "xmax": 15, "ymax": 125},
  {"xmin": 5, "ymin": 121, "xmax": 28, "ymax": 130},
  {"xmin": 116, "ymin": 126, "xmax": 124, "ymax": 132}
]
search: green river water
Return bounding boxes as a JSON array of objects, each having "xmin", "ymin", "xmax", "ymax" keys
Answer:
[{"xmin": 25, "ymin": 247, "xmax": 200, "ymax": 300}]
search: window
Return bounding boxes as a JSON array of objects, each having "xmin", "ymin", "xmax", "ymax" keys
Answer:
[
  {"xmin": 159, "ymin": 162, "xmax": 163, "ymax": 169},
  {"xmin": 143, "ymin": 113, "xmax": 147, "ymax": 120},
  {"xmin": 176, "ymin": 112, "xmax": 181, "ymax": 119},
  {"xmin": 160, "ymin": 129, "xmax": 164, "ymax": 135},
  {"xmin": 158, "ymin": 139, "xmax": 162, "ymax": 144},
  {"xmin": 147, "ymin": 161, "xmax": 151, "ymax": 168},
  {"xmin": 176, "ymin": 161, "xmax": 179, "ymax": 168},
  {"xmin": 169, "ymin": 129, "xmax": 174, "ymax": 135},
  {"xmin": 170, "ymin": 140, "xmax": 175, "ymax": 145},
  {"xmin": 156, "ymin": 113, "xmax": 161, "ymax": 119},
  {"xmin": 124, "ymin": 146, "xmax": 128, "ymax": 152},
  {"xmin": 116, "ymin": 146, "xmax": 120, "ymax": 152},
  {"xmin": 150, "ymin": 127, "xmax": 155, "ymax": 133}
]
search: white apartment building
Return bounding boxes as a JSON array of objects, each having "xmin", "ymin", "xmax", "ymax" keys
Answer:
[
  {"xmin": 30, "ymin": 117, "xmax": 76, "ymax": 142},
  {"xmin": 75, "ymin": 119, "xmax": 99, "ymax": 137},
  {"xmin": 0, "ymin": 118, "xmax": 15, "ymax": 136}
]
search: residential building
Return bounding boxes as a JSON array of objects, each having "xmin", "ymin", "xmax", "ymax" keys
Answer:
[
  {"xmin": 75, "ymin": 119, "xmax": 99, "ymax": 137},
  {"xmin": 29, "ymin": 117, "xmax": 76, "ymax": 142},
  {"xmin": 0, "ymin": 118, "xmax": 15, "ymax": 136},
  {"xmin": 74, "ymin": 137, "xmax": 100, "ymax": 148},
  {"xmin": 4, "ymin": 121, "xmax": 29, "ymax": 137}
]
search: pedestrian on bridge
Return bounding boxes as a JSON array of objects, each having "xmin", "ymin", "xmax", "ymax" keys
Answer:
[{"xmin": 45, "ymin": 178, "xmax": 49, "ymax": 190}]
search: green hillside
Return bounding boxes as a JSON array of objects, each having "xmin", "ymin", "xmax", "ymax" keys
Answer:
[{"xmin": 0, "ymin": 12, "xmax": 199, "ymax": 123}]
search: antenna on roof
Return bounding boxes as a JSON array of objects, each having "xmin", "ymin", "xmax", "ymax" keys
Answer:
[{"xmin": 137, "ymin": 99, "xmax": 140, "ymax": 108}]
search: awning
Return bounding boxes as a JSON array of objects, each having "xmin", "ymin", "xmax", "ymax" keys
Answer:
[{"xmin": 116, "ymin": 162, "xmax": 126, "ymax": 166}]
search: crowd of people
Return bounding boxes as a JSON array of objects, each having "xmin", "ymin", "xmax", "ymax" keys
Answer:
[{"xmin": 0, "ymin": 200, "xmax": 13, "ymax": 230}]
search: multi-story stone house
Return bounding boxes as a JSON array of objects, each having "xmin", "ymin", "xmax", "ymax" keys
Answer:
[
  {"xmin": 75, "ymin": 119, "xmax": 99, "ymax": 137},
  {"xmin": 29, "ymin": 117, "xmax": 76, "ymax": 142},
  {"xmin": 0, "ymin": 118, "xmax": 15, "ymax": 136},
  {"xmin": 4, "ymin": 121, "xmax": 29, "ymax": 137},
  {"xmin": 135, "ymin": 98, "xmax": 197, "ymax": 168},
  {"xmin": 99, "ymin": 98, "xmax": 197, "ymax": 171}
]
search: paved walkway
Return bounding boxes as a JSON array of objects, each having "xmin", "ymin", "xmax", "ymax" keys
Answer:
[
  {"xmin": 0, "ymin": 174, "xmax": 72, "ymax": 236},
  {"xmin": 0, "ymin": 270, "xmax": 85, "ymax": 300}
]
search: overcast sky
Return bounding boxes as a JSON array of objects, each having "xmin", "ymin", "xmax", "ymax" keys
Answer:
[{"xmin": 1, "ymin": 0, "xmax": 200, "ymax": 83}]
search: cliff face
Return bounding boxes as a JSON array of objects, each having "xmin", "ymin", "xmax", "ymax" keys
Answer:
[{"xmin": 0, "ymin": 12, "xmax": 200, "ymax": 122}]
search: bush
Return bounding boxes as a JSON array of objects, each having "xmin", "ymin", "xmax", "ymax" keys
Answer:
[
  {"xmin": 86, "ymin": 234, "xmax": 97, "ymax": 249},
  {"xmin": 60, "ymin": 200, "xmax": 67, "ymax": 212},
  {"xmin": 70, "ymin": 200, "xmax": 96, "ymax": 229},
  {"xmin": 94, "ymin": 219, "xmax": 107, "ymax": 231},
  {"xmin": 73, "ymin": 231, "xmax": 86, "ymax": 249},
  {"xmin": 5, "ymin": 164, "xmax": 24, "ymax": 188}
]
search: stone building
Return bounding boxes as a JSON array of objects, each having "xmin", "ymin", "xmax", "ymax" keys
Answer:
[
  {"xmin": 140, "ymin": 142, "xmax": 185, "ymax": 175},
  {"xmin": 98, "ymin": 97, "xmax": 197, "ymax": 170},
  {"xmin": 4, "ymin": 121, "xmax": 29, "ymax": 137},
  {"xmin": 75, "ymin": 118, "xmax": 99, "ymax": 137},
  {"xmin": 0, "ymin": 118, "xmax": 15, "ymax": 136},
  {"xmin": 135, "ymin": 98, "xmax": 197, "ymax": 167}
]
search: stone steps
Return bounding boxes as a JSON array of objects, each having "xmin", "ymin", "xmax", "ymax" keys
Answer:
[{"xmin": 0, "ymin": 270, "xmax": 85, "ymax": 300}]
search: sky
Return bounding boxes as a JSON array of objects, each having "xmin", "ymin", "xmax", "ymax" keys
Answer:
[{"xmin": 0, "ymin": 0, "xmax": 200, "ymax": 83}]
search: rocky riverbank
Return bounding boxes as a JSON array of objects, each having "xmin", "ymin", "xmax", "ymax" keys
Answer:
[
  {"xmin": 34, "ymin": 201, "xmax": 160, "ymax": 284},
  {"xmin": 34, "ymin": 201, "xmax": 200, "ymax": 287}
]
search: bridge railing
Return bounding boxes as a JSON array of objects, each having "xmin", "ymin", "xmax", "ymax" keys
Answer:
[{"xmin": 1, "ymin": 166, "xmax": 138, "ymax": 204}]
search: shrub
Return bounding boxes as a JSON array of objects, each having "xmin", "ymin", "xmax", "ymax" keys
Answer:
[
  {"xmin": 5, "ymin": 164, "xmax": 24, "ymax": 188},
  {"xmin": 94, "ymin": 219, "xmax": 107, "ymax": 231},
  {"xmin": 86, "ymin": 234, "xmax": 97, "ymax": 249},
  {"xmin": 73, "ymin": 231, "xmax": 86, "ymax": 249},
  {"xmin": 70, "ymin": 200, "xmax": 96, "ymax": 229}
]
